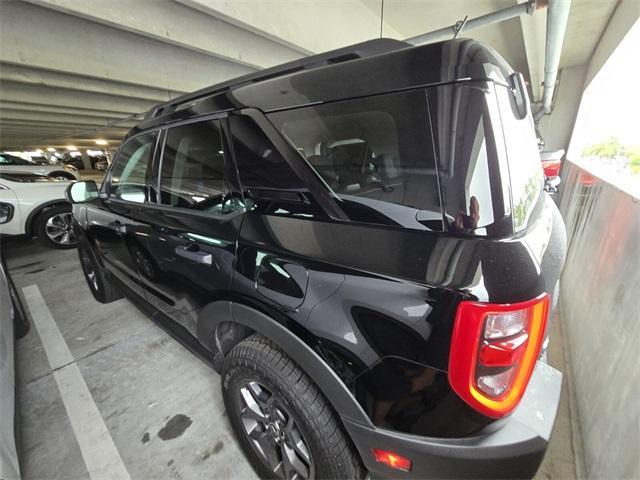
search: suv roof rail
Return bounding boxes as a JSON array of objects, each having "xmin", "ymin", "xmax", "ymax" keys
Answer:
[{"xmin": 144, "ymin": 38, "xmax": 409, "ymax": 120}]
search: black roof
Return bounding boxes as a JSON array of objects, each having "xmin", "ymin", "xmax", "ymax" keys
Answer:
[{"xmin": 134, "ymin": 38, "xmax": 513, "ymax": 133}]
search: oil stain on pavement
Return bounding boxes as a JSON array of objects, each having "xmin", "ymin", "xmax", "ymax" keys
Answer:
[{"xmin": 158, "ymin": 414, "xmax": 193, "ymax": 440}]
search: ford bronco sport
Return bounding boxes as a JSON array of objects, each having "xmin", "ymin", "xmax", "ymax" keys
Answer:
[{"xmin": 67, "ymin": 37, "xmax": 566, "ymax": 479}]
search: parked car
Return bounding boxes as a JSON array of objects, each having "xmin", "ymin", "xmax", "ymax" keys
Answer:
[
  {"xmin": 25, "ymin": 154, "xmax": 50, "ymax": 165},
  {"xmin": 0, "ymin": 172, "xmax": 78, "ymax": 249},
  {"xmin": 540, "ymin": 150, "xmax": 564, "ymax": 178},
  {"xmin": 0, "ymin": 152, "xmax": 80, "ymax": 180},
  {"xmin": 61, "ymin": 152, "xmax": 85, "ymax": 170},
  {"xmin": 89, "ymin": 153, "xmax": 109, "ymax": 170},
  {"xmin": 0, "ymin": 250, "xmax": 29, "ymax": 480},
  {"xmin": 94, "ymin": 159, "xmax": 109, "ymax": 171},
  {"xmin": 67, "ymin": 38, "xmax": 566, "ymax": 479}
]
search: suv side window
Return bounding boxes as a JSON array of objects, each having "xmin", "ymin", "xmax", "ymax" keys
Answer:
[
  {"xmin": 159, "ymin": 120, "xmax": 232, "ymax": 214},
  {"xmin": 109, "ymin": 133, "xmax": 157, "ymax": 203},
  {"xmin": 230, "ymin": 115, "xmax": 322, "ymax": 218},
  {"xmin": 268, "ymin": 90, "xmax": 443, "ymax": 231}
]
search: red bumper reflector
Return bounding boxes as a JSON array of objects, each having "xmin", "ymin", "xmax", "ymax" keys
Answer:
[
  {"xmin": 372, "ymin": 448, "xmax": 412, "ymax": 472},
  {"xmin": 479, "ymin": 334, "xmax": 528, "ymax": 367}
]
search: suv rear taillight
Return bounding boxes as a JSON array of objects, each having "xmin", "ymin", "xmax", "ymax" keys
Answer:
[{"xmin": 448, "ymin": 294, "xmax": 550, "ymax": 418}]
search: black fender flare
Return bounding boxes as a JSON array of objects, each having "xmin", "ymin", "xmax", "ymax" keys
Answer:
[{"xmin": 198, "ymin": 301, "xmax": 373, "ymax": 427}]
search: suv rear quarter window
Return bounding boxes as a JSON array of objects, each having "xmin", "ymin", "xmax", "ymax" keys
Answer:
[
  {"xmin": 428, "ymin": 83, "xmax": 512, "ymax": 237},
  {"xmin": 494, "ymin": 85, "xmax": 544, "ymax": 232},
  {"xmin": 268, "ymin": 90, "xmax": 443, "ymax": 231}
]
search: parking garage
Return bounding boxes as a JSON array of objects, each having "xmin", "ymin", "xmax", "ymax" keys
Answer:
[{"xmin": 1, "ymin": 1, "xmax": 639, "ymax": 479}]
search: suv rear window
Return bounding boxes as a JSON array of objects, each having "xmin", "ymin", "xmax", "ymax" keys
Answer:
[{"xmin": 268, "ymin": 90, "xmax": 443, "ymax": 231}]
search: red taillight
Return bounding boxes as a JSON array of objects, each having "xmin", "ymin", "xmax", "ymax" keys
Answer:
[
  {"xmin": 541, "ymin": 159, "xmax": 561, "ymax": 177},
  {"xmin": 372, "ymin": 449, "xmax": 412, "ymax": 472},
  {"xmin": 448, "ymin": 294, "xmax": 549, "ymax": 418}
]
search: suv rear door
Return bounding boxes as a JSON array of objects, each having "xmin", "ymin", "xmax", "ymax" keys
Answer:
[{"xmin": 129, "ymin": 116, "xmax": 243, "ymax": 337}]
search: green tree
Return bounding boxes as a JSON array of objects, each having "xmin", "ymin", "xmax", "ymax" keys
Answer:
[
  {"xmin": 627, "ymin": 147, "xmax": 640, "ymax": 174},
  {"xmin": 582, "ymin": 137, "xmax": 626, "ymax": 158}
]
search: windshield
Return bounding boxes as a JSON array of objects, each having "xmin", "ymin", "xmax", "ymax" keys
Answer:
[
  {"xmin": 0, "ymin": 153, "xmax": 35, "ymax": 166},
  {"xmin": 0, "ymin": 172, "xmax": 59, "ymax": 182}
]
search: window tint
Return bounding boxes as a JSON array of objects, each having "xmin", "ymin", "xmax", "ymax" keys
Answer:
[
  {"xmin": 159, "ymin": 120, "xmax": 231, "ymax": 213},
  {"xmin": 230, "ymin": 115, "xmax": 306, "ymax": 191},
  {"xmin": 268, "ymin": 90, "xmax": 443, "ymax": 231},
  {"xmin": 109, "ymin": 133, "xmax": 156, "ymax": 203},
  {"xmin": 230, "ymin": 115, "xmax": 321, "ymax": 219}
]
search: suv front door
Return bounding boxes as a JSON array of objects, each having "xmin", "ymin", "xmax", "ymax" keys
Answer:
[
  {"xmin": 130, "ymin": 117, "xmax": 243, "ymax": 337},
  {"xmin": 87, "ymin": 132, "xmax": 159, "ymax": 301}
]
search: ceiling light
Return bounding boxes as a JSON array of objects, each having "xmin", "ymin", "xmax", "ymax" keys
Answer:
[
  {"xmin": 46, "ymin": 147, "xmax": 56, "ymax": 152},
  {"xmin": 67, "ymin": 145, "xmax": 77, "ymax": 151},
  {"xmin": 35, "ymin": 149, "xmax": 44, "ymax": 153},
  {"xmin": 94, "ymin": 139, "xmax": 108, "ymax": 146}
]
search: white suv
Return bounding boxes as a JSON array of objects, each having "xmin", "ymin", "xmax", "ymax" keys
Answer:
[
  {"xmin": 0, "ymin": 172, "xmax": 77, "ymax": 249},
  {"xmin": 0, "ymin": 152, "xmax": 80, "ymax": 180}
]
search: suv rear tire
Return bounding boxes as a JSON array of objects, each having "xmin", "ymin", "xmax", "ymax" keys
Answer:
[
  {"xmin": 77, "ymin": 241, "xmax": 123, "ymax": 304},
  {"xmin": 222, "ymin": 334, "xmax": 364, "ymax": 480}
]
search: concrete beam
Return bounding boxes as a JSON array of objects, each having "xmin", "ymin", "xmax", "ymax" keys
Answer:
[
  {"xmin": 26, "ymin": 0, "xmax": 304, "ymax": 70},
  {"xmin": 0, "ymin": 82, "xmax": 157, "ymax": 115},
  {"xmin": 0, "ymin": 110, "xmax": 138, "ymax": 128},
  {"xmin": 0, "ymin": 1, "xmax": 255, "ymax": 94},
  {"xmin": 176, "ymin": 0, "xmax": 402, "ymax": 54},
  {"xmin": 0, "ymin": 126, "xmax": 131, "ymax": 149},
  {"xmin": 0, "ymin": 101, "xmax": 134, "ymax": 118},
  {"xmin": 0, "ymin": 63, "xmax": 180, "ymax": 103}
]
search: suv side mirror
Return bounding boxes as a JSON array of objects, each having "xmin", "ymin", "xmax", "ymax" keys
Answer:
[{"xmin": 66, "ymin": 180, "xmax": 99, "ymax": 204}]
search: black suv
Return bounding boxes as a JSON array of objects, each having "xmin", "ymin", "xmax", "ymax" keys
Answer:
[{"xmin": 67, "ymin": 38, "xmax": 566, "ymax": 479}]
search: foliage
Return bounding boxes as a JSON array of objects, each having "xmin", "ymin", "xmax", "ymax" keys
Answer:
[
  {"xmin": 583, "ymin": 137, "xmax": 640, "ymax": 174},
  {"xmin": 582, "ymin": 137, "xmax": 626, "ymax": 158}
]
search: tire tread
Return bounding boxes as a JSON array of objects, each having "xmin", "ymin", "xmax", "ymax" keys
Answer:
[{"xmin": 223, "ymin": 333, "xmax": 365, "ymax": 480}]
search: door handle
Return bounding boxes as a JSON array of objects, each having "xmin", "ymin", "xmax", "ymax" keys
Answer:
[
  {"xmin": 175, "ymin": 245, "xmax": 212, "ymax": 265},
  {"xmin": 112, "ymin": 220, "xmax": 126, "ymax": 234}
]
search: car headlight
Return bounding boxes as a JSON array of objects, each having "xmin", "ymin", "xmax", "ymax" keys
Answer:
[
  {"xmin": 63, "ymin": 164, "xmax": 78, "ymax": 171},
  {"xmin": 0, "ymin": 183, "xmax": 8, "ymax": 190}
]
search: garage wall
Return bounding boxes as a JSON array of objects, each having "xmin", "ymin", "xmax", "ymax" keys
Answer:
[{"xmin": 558, "ymin": 160, "xmax": 640, "ymax": 479}]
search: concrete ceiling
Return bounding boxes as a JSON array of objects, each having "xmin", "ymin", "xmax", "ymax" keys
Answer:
[{"xmin": 0, "ymin": 0, "xmax": 618, "ymax": 151}]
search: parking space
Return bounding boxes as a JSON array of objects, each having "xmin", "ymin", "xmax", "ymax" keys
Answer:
[{"xmin": 5, "ymin": 238, "xmax": 256, "ymax": 480}]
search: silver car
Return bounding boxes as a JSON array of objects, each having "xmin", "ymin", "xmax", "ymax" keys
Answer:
[{"xmin": 0, "ymin": 253, "xmax": 28, "ymax": 479}]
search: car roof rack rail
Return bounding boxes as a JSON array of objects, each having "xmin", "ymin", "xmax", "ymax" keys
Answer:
[{"xmin": 145, "ymin": 38, "xmax": 409, "ymax": 120}]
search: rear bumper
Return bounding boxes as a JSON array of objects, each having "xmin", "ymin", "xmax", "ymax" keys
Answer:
[{"xmin": 344, "ymin": 361, "xmax": 562, "ymax": 479}]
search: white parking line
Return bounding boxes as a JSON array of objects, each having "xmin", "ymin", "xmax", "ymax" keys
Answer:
[{"xmin": 22, "ymin": 285, "xmax": 131, "ymax": 480}]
